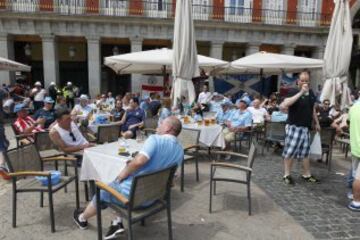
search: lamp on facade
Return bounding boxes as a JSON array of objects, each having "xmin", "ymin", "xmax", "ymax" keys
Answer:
[
  {"xmin": 112, "ymin": 46, "xmax": 119, "ymax": 55},
  {"xmin": 69, "ymin": 46, "xmax": 76, "ymax": 58},
  {"xmin": 24, "ymin": 43, "xmax": 31, "ymax": 57}
]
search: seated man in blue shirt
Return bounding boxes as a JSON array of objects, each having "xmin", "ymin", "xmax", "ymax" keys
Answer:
[
  {"xmin": 73, "ymin": 116, "xmax": 184, "ymax": 239},
  {"xmin": 119, "ymin": 97, "xmax": 145, "ymax": 139},
  {"xmin": 222, "ymin": 97, "xmax": 252, "ymax": 154},
  {"xmin": 33, "ymin": 96, "xmax": 55, "ymax": 129},
  {"xmin": 216, "ymin": 101, "xmax": 234, "ymax": 124}
]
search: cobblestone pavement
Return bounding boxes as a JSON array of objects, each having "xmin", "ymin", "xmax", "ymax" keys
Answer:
[
  {"xmin": 252, "ymin": 147, "xmax": 359, "ymax": 240},
  {"xmin": 0, "ymin": 156, "xmax": 312, "ymax": 240}
]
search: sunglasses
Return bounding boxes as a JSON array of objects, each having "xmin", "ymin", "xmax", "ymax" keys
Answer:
[{"xmin": 69, "ymin": 132, "xmax": 77, "ymax": 142}]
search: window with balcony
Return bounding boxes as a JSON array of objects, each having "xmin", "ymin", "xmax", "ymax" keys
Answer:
[
  {"xmin": 12, "ymin": 0, "xmax": 39, "ymax": 12},
  {"xmin": 298, "ymin": 0, "xmax": 320, "ymax": 27},
  {"xmin": 57, "ymin": 0, "xmax": 85, "ymax": 15},
  {"xmin": 263, "ymin": 0, "xmax": 285, "ymax": 25},
  {"xmin": 224, "ymin": 0, "xmax": 252, "ymax": 23},
  {"xmin": 192, "ymin": 0, "xmax": 210, "ymax": 20},
  {"xmin": 146, "ymin": 0, "xmax": 170, "ymax": 18},
  {"xmin": 102, "ymin": 0, "xmax": 127, "ymax": 16}
]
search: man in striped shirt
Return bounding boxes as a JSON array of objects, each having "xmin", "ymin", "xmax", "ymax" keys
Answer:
[{"xmin": 13, "ymin": 103, "xmax": 45, "ymax": 141}]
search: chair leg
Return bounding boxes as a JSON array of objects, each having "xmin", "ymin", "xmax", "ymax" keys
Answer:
[
  {"xmin": 75, "ymin": 174, "xmax": 80, "ymax": 210},
  {"xmin": 167, "ymin": 203, "xmax": 173, "ymax": 240},
  {"xmin": 84, "ymin": 182, "xmax": 89, "ymax": 201},
  {"xmin": 48, "ymin": 192, "xmax": 55, "ymax": 233},
  {"xmin": 141, "ymin": 219, "xmax": 145, "ymax": 226},
  {"xmin": 40, "ymin": 192, "xmax": 44, "ymax": 207},
  {"xmin": 180, "ymin": 161, "xmax": 185, "ymax": 192},
  {"xmin": 247, "ymin": 181, "xmax": 252, "ymax": 216},
  {"xmin": 128, "ymin": 217, "xmax": 133, "ymax": 240},
  {"xmin": 328, "ymin": 148, "xmax": 333, "ymax": 172},
  {"xmin": 195, "ymin": 158, "xmax": 199, "ymax": 182},
  {"xmin": 96, "ymin": 187, "xmax": 102, "ymax": 240},
  {"xmin": 209, "ymin": 172, "xmax": 213, "ymax": 213},
  {"xmin": 213, "ymin": 180, "xmax": 217, "ymax": 195},
  {"xmin": 12, "ymin": 182, "xmax": 17, "ymax": 228}
]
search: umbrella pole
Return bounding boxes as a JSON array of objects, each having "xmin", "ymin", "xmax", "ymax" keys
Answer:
[{"xmin": 260, "ymin": 69, "xmax": 264, "ymax": 97}]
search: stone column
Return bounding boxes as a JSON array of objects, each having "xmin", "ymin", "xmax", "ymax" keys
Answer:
[
  {"xmin": 312, "ymin": 45, "xmax": 325, "ymax": 90},
  {"xmin": 87, "ymin": 36, "xmax": 101, "ymax": 98},
  {"xmin": 130, "ymin": 37, "xmax": 143, "ymax": 93},
  {"xmin": 42, "ymin": 35, "xmax": 59, "ymax": 89},
  {"xmin": 0, "ymin": 34, "xmax": 15, "ymax": 85},
  {"xmin": 209, "ymin": 41, "xmax": 224, "ymax": 92},
  {"xmin": 245, "ymin": 42, "xmax": 260, "ymax": 56}
]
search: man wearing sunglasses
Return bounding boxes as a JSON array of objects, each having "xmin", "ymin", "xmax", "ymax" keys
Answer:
[{"xmin": 49, "ymin": 108, "xmax": 94, "ymax": 153}]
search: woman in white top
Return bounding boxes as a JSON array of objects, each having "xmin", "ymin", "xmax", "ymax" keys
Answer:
[{"xmin": 50, "ymin": 108, "xmax": 94, "ymax": 153}]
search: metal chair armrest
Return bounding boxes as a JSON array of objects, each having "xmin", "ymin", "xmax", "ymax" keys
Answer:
[
  {"xmin": 184, "ymin": 144, "xmax": 200, "ymax": 151},
  {"xmin": 95, "ymin": 181, "xmax": 129, "ymax": 205},
  {"xmin": 211, "ymin": 150, "xmax": 248, "ymax": 159},
  {"xmin": 211, "ymin": 162, "xmax": 252, "ymax": 172}
]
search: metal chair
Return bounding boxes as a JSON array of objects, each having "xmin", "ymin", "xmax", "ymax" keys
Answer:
[
  {"xmin": 96, "ymin": 124, "xmax": 121, "ymax": 144},
  {"xmin": 319, "ymin": 127, "xmax": 336, "ymax": 171},
  {"xmin": 261, "ymin": 121, "xmax": 286, "ymax": 155},
  {"xmin": 142, "ymin": 116, "xmax": 159, "ymax": 136},
  {"xmin": 177, "ymin": 128, "xmax": 201, "ymax": 192},
  {"xmin": 95, "ymin": 165, "xmax": 177, "ymax": 240},
  {"xmin": 209, "ymin": 141, "xmax": 257, "ymax": 215},
  {"xmin": 11, "ymin": 124, "xmax": 33, "ymax": 147},
  {"xmin": 4, "ymin": 144, "xmax": 80, "ymax": 233},
  {"xmin": 233, "ymin": 129, "xmax": 253, "ymax": 152}
]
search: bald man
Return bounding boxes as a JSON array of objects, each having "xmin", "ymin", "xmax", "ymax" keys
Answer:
[{"xmin": 73, "ymin": 116, "xmax": 184, "ymax": 239}]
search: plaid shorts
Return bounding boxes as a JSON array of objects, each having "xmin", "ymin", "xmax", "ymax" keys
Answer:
[{"xmin": 282, "ymin": 124, "xmax": 310, "ymax": 159}]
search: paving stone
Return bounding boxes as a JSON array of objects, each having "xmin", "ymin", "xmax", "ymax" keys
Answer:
[{"xmin": 329, "ymin": 231, "xmax": 350, "ymax": 238}]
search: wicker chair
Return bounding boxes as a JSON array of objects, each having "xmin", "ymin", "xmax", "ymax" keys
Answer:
[
  {"xmin": 209, "ymin": 141, "xmax": 257, "ymax": 215},
  {"xmin": 4, "ymin": 144, "xmax": 80, "ymax": 233},
  {"xmin": 95, "ymin": 165, "xmax": 177, "ymax": 240},
  {"xmin": 261, "ymin": 121, "xmax": 286, "ymax": 155},
  {"xmin": 177, "ymin": 128, "xmax": 201, "ymax": 192},
  {"xmin": 96, "ymin": 124, "xmax": 121, "ymax": 144}
]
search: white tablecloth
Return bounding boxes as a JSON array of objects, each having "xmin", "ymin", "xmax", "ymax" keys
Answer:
[
  {"xmin": 182, "ymin": 123, "xmax": 225, "ymax": 149},
  {"xmin": 80, "ymin": 139, "xmax": 142, "ymax": 183}
]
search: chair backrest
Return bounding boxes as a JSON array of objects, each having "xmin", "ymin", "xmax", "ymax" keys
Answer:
[
  {"xmin": 320, "ymin": 127, "xmax": 336, "ymax": 146},
  {"xmin": 97, "ymin": 124, "xmax": 120, "ymax": 144},
  {"xmin": 34, "ymin": 131, "xmax": 57, "ymax": 151},
  {"xmin": 264, "ymin": 121, "xmax": 286, "ymax": 140},
  {"xmin": 144, "ymin": 117, "xmax": 158, "ymax": 129},
  {"xmin": 247, "ymin": 141, "xmax": 257, "ymax": 168},
  {"xmin": 177, "ymin": 128, "xmax": 200, "ymax": 148},
  {"xmin": 129, "ymin": 164, "xmax": 177, "ymax": 209},
  {"xmin": 4, "ymin": 144, "xmax": 42, "ymax": 174}
]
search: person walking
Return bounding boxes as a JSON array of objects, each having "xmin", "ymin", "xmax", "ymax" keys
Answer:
[
  {"xmin": 63, "ymin": 82, "xmax": 75, "ymax": 109},
  {"xmin": 280, "ymin": 71, "xmax": 321, "ymax": 185}
]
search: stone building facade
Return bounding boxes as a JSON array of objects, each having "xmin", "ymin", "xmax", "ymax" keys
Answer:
[{"xmin": 0, "ymin": 0, "xmax": 359, "ymax": 97}]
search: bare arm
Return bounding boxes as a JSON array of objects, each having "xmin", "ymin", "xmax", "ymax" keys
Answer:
[
  {"xmin": 280, "ymin": 91, "xmax": 304, "ymax": 110},
  {"xmin": 313, "ymin": 106, "xmax": 321, "ymax": 131},
  {"xmin": 49, "ymin": 129, "xmax": 89, "ymax": 153},
  {"xmin": 117, "ymin": 153, "xmax": 149, "ymax": 181}
]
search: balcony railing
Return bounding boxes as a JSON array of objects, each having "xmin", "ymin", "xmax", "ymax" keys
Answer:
[{"xmin": 0, "ymin": 0, "xmax": 332, "ymax": 27}]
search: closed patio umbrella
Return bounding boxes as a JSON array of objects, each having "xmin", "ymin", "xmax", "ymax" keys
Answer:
[
  {"xmin": 0, "ymin": 57, "xmax": 31, "ymax": 72},
  {"xmin": 320, "ymin": 0, "xmax": 353, "ymax": 108},
  {"xmin": 171, "ymin": 0, "xmax": 200, "ymax": 106}
]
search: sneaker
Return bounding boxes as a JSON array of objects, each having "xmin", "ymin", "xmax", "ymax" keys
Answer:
[
  {"xmin": 104, "ymin": 222, "xmax": 125, "ymax": 240},
  {"xmin": 0, "ymin": 166, "xmax": 10, "ymax": 180},
  {"xmin": 347, "ymin": 192, "xmax": 354, "ymax": 200},
  {"xmin": 283, "ymin": 175, "xmax": 295, "ymax": 185},
  {"xmin": 301, "ymin": 175, "xmax": 320, "ymax": 183},
  {"xmin": 73, "ymin": 209, "xmax": 88, "ymax": 230},
  {"xmin": 348, "ymin": 202, "xmax": 360, "ymax": 212}
]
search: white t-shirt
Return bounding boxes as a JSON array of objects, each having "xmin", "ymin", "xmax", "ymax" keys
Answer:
[
  {"xmin": 247, "ymin": 106, "xmax": 268, "ymax": 124},
  {"xmin": 32, "ymin": 88, "xmax": 47, "ymax": 101},
  {"xmin": 198, "ymin": 92, "xmax": 212, "ymax": 104},
  {"xmin": 53, "ymin": 122, "xmax": 88, "ymax": 147}
]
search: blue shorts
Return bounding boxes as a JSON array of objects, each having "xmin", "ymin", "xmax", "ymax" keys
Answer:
[
  {"xmin": 282, "ymin": 124, "xmax": 310, "ymax": 160},
  {"xmin": 91, "ymin": 180, "xmax": 128, "ymax": 209}
]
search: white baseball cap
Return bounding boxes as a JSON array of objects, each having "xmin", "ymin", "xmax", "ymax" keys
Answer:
[
  {"xmin": 50, "ymin": 82, "xmax": 56, "ymax": 86},
  {"xmin": 67, "ymin": 81, "xmax": 72, "ymax": 86},
  {"xmin": 34, "ymin": 81, "xmax": 42, "ymax": 86},
  {"xmin": 79, "ymin": 94, "xmax": 88, "ymax": 100}
]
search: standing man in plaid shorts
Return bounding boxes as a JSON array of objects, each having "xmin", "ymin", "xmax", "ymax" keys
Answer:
[{"xmin": 280, "ymin": 71, "xmax": 321, "ymax": 185}]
